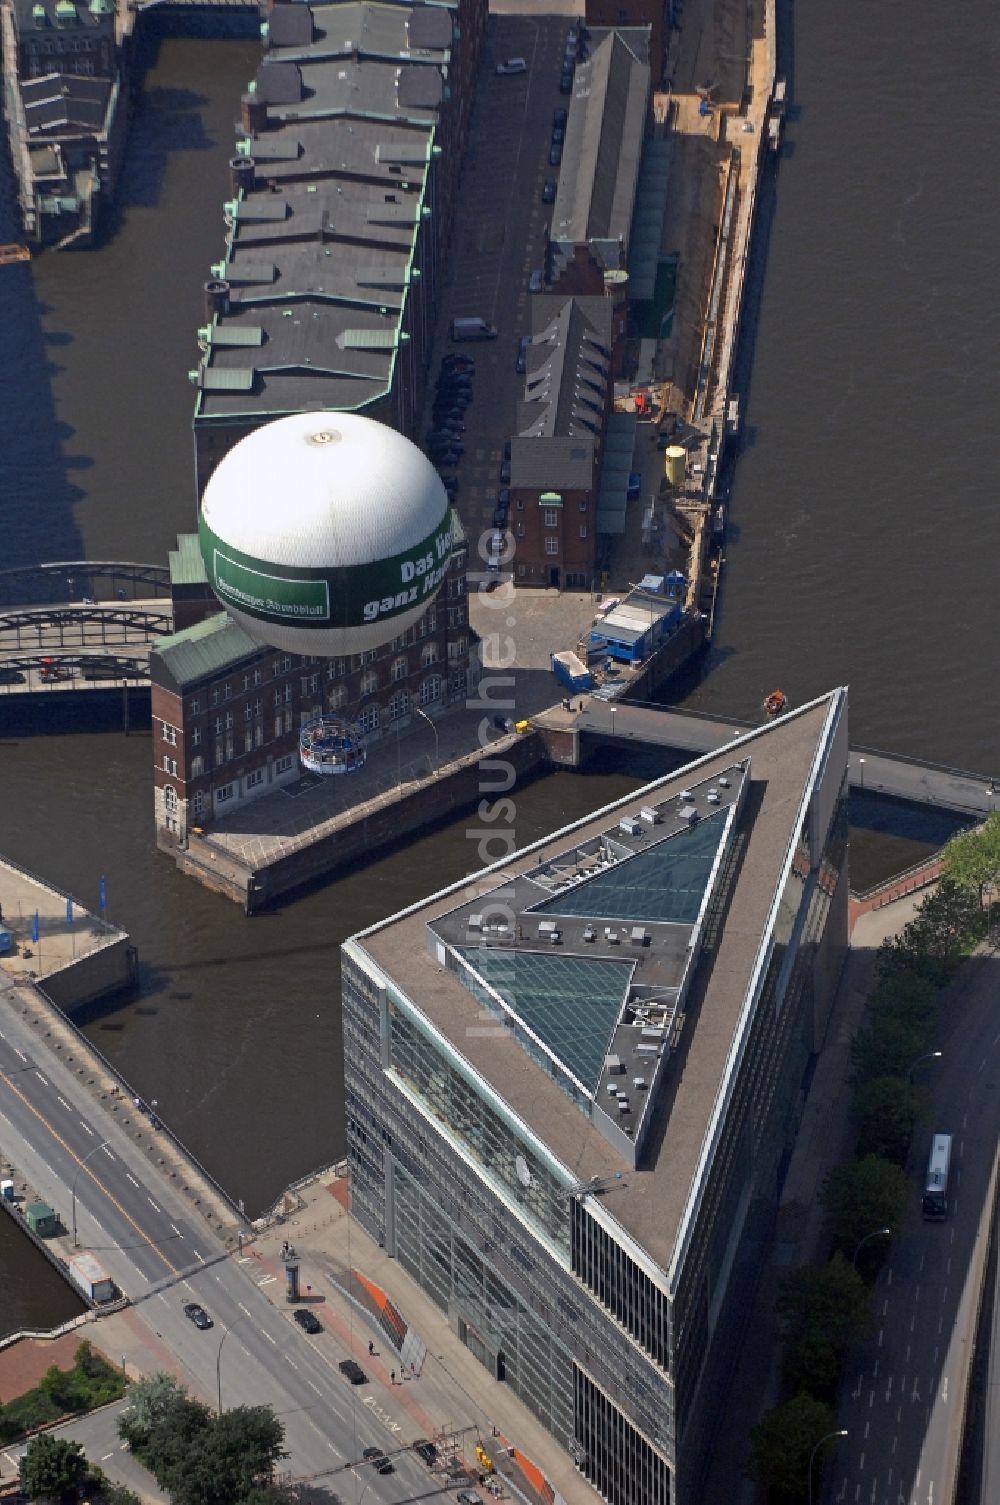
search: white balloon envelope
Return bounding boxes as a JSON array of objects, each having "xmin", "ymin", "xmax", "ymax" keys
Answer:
[{"xmin": 198, "ymin": 412, "xmax": 453, "ymax": 656}]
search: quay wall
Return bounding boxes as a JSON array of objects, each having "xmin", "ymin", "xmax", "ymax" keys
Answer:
[
  {"xmin": 177, "ymin": 729, "xmax": 551, "ymax": 914},
  {"xmin": 41, "ymin": 940, "xmax": 138, "ymax": 1015}
]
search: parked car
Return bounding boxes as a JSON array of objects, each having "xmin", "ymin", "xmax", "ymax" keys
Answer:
[
  {"xmin": 457, "ymin": 1493, "xmax": 483, "ymax": 1505},
  {"xmin": 497, "ymin": 486, "xmax": 511, "ymax": 509},
  {"xmin": 503, "ymin": 440, "xmax": 512, "ymax": 461},
  {"xmin": 441, "ymin": 353, "xmax": 474, "ymax": 371},
  {"xmin": 541, "ymin": 178, "xmax": 556, "ymax": 204},
  {"xmin": 565, "ymin": 27, "xmax": 578, "ymax": 52},
  {"xmin": 183, "ymin": 1303, "xmax": 213, "ymax": 1330},
  {"xmin": 549, "ymin": 143, "xmax": 563, "ymax": 167},
  {"xmin": 412, "ymin": 1439, "xmax": 438, "ymax": 1467},
  {"xmin": 551, "ymin": 125, "xmax": 565, "ymax": 145},
  {"xmin": 553, "ymin": 107, "xmax": 567, "ymax": 129},
  {"xmin": 516, "ymin": 335, "xmax": 530, "ymax": 373},
  {"xmin": 528, "ymin": 270, "xmax": 544, "ymax": 293},
  {"xmin": 293, "ymin": 1309, "xmax": 322, "ymax": 1334},
  {"xmin": 495, "ymin": 57, "xmax": 527, "ymax": 75},
  {"xmin": 362, "ymin": 1447, "xmax": 393, "ymax": 1475},
  {"xmin": 559, "ymin": 70, "xmax": 573, "ymax": 93},
  {"xmin": 0, "ymin": 668, "xmax": 26, "ymax": 684},
  {"xmin": 499, "ymin": 459, "xmax": 511, "ymax": 483},
  {"xmin": 338, "ymin": 1359, "xmax": 368, "ymax": 1385}
]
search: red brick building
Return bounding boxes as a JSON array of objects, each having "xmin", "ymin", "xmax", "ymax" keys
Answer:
[{"xmin": 150, "ymin": 529, "xmax": 473, "ymax": 852}]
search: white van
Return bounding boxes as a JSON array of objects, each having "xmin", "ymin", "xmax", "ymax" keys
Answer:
[
  {"xmin": 451, "ymin": 317, "xmax": 498, "ymax": 342},
  {"xmin": 496, "ymin": 58, "xmax": 527, "ymax": 76}
]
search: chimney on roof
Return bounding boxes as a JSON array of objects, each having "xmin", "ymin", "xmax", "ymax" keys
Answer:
[
  {"xmin": 204, "ymin": 280, "xmax": 230, "ymax": 320},
  {"xmin": 229, "ymin": 155, "xmax": 255, "ymax": 196},
  {"xmin": 240, "ymin": 91, "xmax": 267, "ymax": 135}
]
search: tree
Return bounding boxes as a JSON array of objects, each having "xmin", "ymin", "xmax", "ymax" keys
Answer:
[
  {"xmin": 19, "ymin": 1435, "xmax": 88, "ymax": 1504},
  {"xmin": 777, "ymin": 1254, "xmax": 872, "ymax": 1351},
  {"xmin": 940, "ymin": 813, "xmax": 1000, "ymax": 904},
  {"xmin": 867, "ymin": 969, "xmax": 938, "ymax": 1028},
  {"xmin": 907, "ymin": 880, "xmax": 981, "ymax": 960},
  {"xmin": 117, "ymin": 1372, "xmax": 195, "ymax": 1453},
  {"xmin": 851, "ymin": 1013, "xmax": 928, "ymax": 1086},
  {"xmin": 747, "ymin": 1391, "xmax": 839, "ymax": 1500},
  {"xmin": 776, "ymin": 1254, "xmax": 872, "ymax": 1399},
  {"xmin": 823, "ymin": 1155, "xmax": 909, "ymax": 1258},
  {"xmin": 160, "ymin": 1406, "xmax": 286, "ymax": 1505},
  {"xmin": 854, "ymin": 1075, "xmax": 924, "ymax": 1164}
]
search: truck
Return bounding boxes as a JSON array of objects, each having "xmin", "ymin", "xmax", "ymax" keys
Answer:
[
  {"xmin": 551, "ymin": 650, "xmax": 593, "ymax": 694},
  {"xmin": 68, "ymin": 1251, "xmax": 116, "ymax": 1304},
  {"xmin": 450, "ymin": 316, "xmax": 498, "ymax": 342}
]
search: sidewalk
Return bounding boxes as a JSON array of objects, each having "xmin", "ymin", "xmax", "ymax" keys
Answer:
[
  {"xmin": 699, "ymin": 890, "xmax": 930, "ymax": 1502},
  {"xmin": 243, "ymin": 1174, "xmax": 593, "ymax": 1505}
]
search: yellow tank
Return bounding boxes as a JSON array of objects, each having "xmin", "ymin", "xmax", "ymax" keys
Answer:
[{"xmin": 665, "ymin": 445, "xmax": 687, "ymax": 487}]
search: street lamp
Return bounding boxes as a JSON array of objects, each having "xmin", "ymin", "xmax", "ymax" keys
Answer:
[
  {"xmin": 852, "ymin": 1227, "xmax": 891, "ymax": 1270},
  {"xmin": 858, "ymin": 756, "xmax": 865, "ymax": 790},
  {"xmin": 71, "ymin": 1138, "xmax": 110, "ymax": 1248},
  {"xmin": 908, "ymin": 1050, "xmax": 942, "ymax": 1084},
  {"xmin": 216, "ymin": 1314, "xmax": 253, "ymax": 1415},
  {"xmin": 807, "ymin": 1428, "xmax": 847, "ymax": 1505},
  {"xmin": 413, "ymin": 705, "xmax": 439, "ymax": 769}
]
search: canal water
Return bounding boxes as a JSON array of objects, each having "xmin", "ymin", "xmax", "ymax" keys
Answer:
[{"xmin": 0, "ymin": 5, "xmax": 995, "ymax": 1330}]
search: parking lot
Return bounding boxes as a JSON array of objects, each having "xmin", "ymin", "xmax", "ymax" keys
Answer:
[{"xmin": 421, "ymin": 12, "xmax": 586, "ymax": 560}]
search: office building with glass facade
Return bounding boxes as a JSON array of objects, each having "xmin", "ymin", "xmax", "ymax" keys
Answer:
[{"xmin": 342, "ymin": 689, "xmax": 849, "ymax": 1504}]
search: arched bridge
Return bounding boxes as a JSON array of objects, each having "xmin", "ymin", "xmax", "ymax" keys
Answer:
[{"xmin": 0, "ymin": 560, "xmax": 170, "ymax": 607}]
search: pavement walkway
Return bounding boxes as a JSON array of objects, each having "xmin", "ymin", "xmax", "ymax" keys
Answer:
[{"xmin": 239, "ymin": 1174, "xmax": 591, "ymax": 1505}]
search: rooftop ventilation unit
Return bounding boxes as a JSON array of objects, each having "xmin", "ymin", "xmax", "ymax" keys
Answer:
[
  {"xmin": 718, "ymin": 776, "xmax": 731, "ymax": 788},
  {"xmin": 678, "ymin": 805, "xmax": 699, "ymax": 825},
  {"xmin": 467, "ymin": 914, "xmax": 482, "ymax": 930},
  {"xmin": 606, "ymin": 1054, "xmax": 624, "ymax": 1074},
  {"xmin": 619, "ymin": 816, "xmax": 643, "ymax": 836},
  {"xmin": 706, "ymin": 790, "xmax": 721, "ymax": 805},
  {"xmin": 632, "ymin": 1077, "xmax": 647, "ymax": 1090},
  {"xmin": 639, "ymin": 806, "xmax": 661, "ymax": 825},
  {"xmin": 617, "ymin": 1098, "xmax": 631, "ymax": 1115},
  {"xmin": 631, "ymin": 927, "xmax": 649, "ymax": 947},
  {"xmin": 679, "ymin": 789, "xmax": 693, "ymax": 801},
  {"xmin": 636, "ymin": 1042, "xmax": 660, "ymax": 1056}
]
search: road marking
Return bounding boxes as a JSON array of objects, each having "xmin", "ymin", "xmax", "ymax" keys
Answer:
[
  {"xmin": 102, "ymin": 1145, "xmax": 114, "ymax": 1159},
  {"xmin": 101, "ymin": 1453, "xmax": 114, "ymax": 1461},
  {"xmin": 941, "ymin": 1377, "xmax": 948, "ymax": 1404},
  {"xmin": 257, "ymin": 1275, "xmax": 276, "ymax": 1287},
  {"xmin": 932, "ymin": 1345, "xmax": 938, "ymax": 1365},
  {"xmin": 286, "ymin": 1357, "xmax": 298, "ymax": 1370},
  {"xmin": 263, "ymin": 1330, "xmax": 276, "ymax": 1345},
  {"xmin": 34, "ymin": 1070, "xmax": 49, "ymax": 1085},
  {"xmin": 910, "ymin": 1313, "xmax": 916, "ymax": 1332},
  {"xmin": 126, "ymin": 1173, "xmax": 139, "ymax": 1187},
  {"xmin": 887, "ymin": 1267, "xmax": 893, "ymax": 1285},
  {"xmin": 238, "ymin": 1303, "xmax": 253, "ymax": 1318},
  {"xmin": 171, "ymin": 1223, "xmax": 182, "ymax": 1237},
  {"xmin": 147, "ymin": 1196, "xmax": 161, "ymax": 1212},
  {"xmin": 192, "ymin": 1249, "xmax": 202, "ymax": 1261},
  {"xmin": 307, "ymin": 1380, "xmax": 321, "ymax": 1394},
  {"xmin": 868, "ymin": 1388, "xmax": 874, "ymax": 1409},
  {"xmin": 57, "ymin": 1096, "xmax": 72, "ymax": 1110},
  {"xmin": 882, "ymin": 1299, "xmax": 889, "ymax": 1316},
  {"xmin": 858, "ymin": 1452, "xmax": 865, "ymax": 1473},
  {"xmin": 864, "ymin": 1420, "xmax": 869, "ymax": 1439},
  {"xmin": 0, "ymin": 1067, "xmax": 178, "ymax": 1273},
  {"xmin": 905, "ymin": 1343, "xmax": 911, "ymax": 1362},
  {"xmin": 885, "ymin": 1375, "xmax": 893, "ymax": 1400},
  {"xmin": 14, "ymin": 1048, "xmax": 26, "ymax": 1061},
  {"xmin": 878, "ymin": 1327, "xmax": 884, "ymax": 1347},
  {"xmin": 79, "ymin": 1120, "xmax": 95, "ymax": 1136}
]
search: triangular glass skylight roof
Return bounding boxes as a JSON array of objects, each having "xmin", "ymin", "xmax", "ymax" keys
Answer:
[
  {"xmin": 533, "ymin": 808, "xmax": 730, "ymax": 926},
  {"xmin": 455, "ymin": 948, "xmax": 632, "ymax": 1094}
]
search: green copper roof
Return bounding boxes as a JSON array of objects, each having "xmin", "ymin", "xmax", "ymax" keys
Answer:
[
  {"xmin": 168, "ymin": 533, "xmax": 208, "ymax": 588},
  {"xmin": 152, "ymin": 611, "xmax": 263, "ymax": 690}
]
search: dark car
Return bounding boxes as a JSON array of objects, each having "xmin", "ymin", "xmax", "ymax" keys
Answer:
[
  {"xmin": 497, "ymin": 486, "xmax": 511, "ymax": 510},
  {"xmin": 553, "ymin": 107, "xmax": 567, "ymax": 129},
  {"xmin": 293, "ymin": 1309, "xmax": 322, "ymax": 1334},
  {"xmin": 441, "ymin": 416, "xmax": 465, "ymax": 432},
  {"xmin": 0, "ymin": 668, "xmax": 26, "ymax": 684},
  {"xmin": 440, "ymin": 475, "xmax": 459, "ymax": 496},
  {"xmin": 412, "ymin": 1439, "xmax": 439, "ymax": 1467},
  {"xmin": 551, "ymin": 125, "xmax": 565, "ymax": 145},
  {"xmin": 183, "ymin": 1302, "xmax": 213, "ymax": 1330},
  {"xmin": 548, "ymin": 143, "xmax": 563, "ymax": 167},
  {"xmin": 441, "ymin": 353, "xmax": 474, "ymax": 371},
  {"xmin": 559, "ymin": 70, "xmax": 573, "ymax": 93},
  {"xmin": 503, "ymin": 439, "xmax": 512, "ymax": 461},
  {"xmin": 362, "ymin": 1447, "xmax": 393, "ymax": 1475},
  {"xmin": 438, "ymin": 376, "xmax": 472, "ymax": 395},
  {"xmin": 427, "ymin": 428, "xmax": 457, "ymax": 445},
  {"xmin": 499, "ymin": 460, "xmax": 511, "ymax": 483},
  {"xmin": 541, "ymin": 178, "xmax": 556, "ymax": 204},
  {"xmin": 339, "ymin": 1358, "xmax": 368, "ymax": 1385},
  {"xmin": 492, "ymin": 507, "xmax": 508, "ymax": 530}
]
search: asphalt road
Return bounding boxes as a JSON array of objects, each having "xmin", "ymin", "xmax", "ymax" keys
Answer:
[
  {"xmin": 430, "ymin": 12, "xmax": 577, "ymax": 546},
  {"xmin": 0, "ymin": 980, "xmax": 434, "ymax": 1504},
  {"xmin": 822, "ymin": 952, "xmax": 1000, "ymax": 1505}
]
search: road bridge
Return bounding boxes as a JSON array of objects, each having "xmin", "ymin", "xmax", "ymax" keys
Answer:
[
  {"xmin": 0, "ymin": 596, "xmax": 171, "ymax": 698},
  {"xmin": 535, "ymin": 698, "xmax": 999, "ymax": 817},
  {"xmin": 0, "ymin": 561, "xmax": 170, "ymax": 607}
]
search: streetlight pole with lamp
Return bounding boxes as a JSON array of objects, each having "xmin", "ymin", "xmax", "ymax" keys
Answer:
[
  {"xmin": 216, "ymin": 1314, "xmax": 254, "ymax": 1416},
  {"xmin": 851, "ymin": 1226, "xmax": 891, "ymax": 1271},
  {"xmin": 71, "ymin": 1138, "xmax": 110, "ymax": 1248},
  {"xmin": 858, "ymin": 756, "xmax": 865, "ymax": 791},
  {"xmin": 413, "ymin": 705, "xmax": 439, "ymax": 770},
  {"xmin": 808, "ymin": 1428, "xmax": 847, "ymax": 1505},
  {"xmin": 908, "ymin": 1050, "xmax": 942, "ymax": 1084}
]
